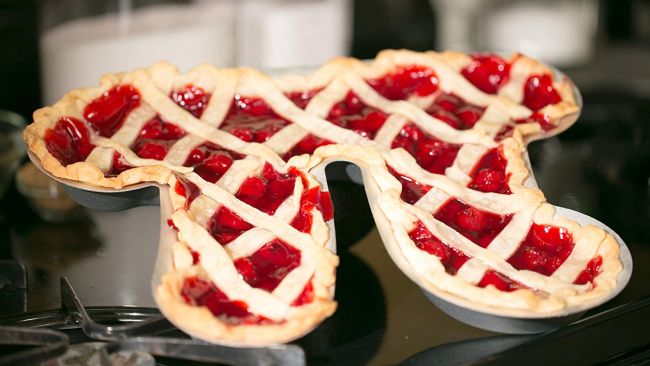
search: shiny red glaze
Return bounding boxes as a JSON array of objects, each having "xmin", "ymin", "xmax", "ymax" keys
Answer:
[
  {"xmin": 290, "ymin": 187, "xmax": 335, "ymax": 233},
  {"xmin": 183, "ymin": 142, "xmax": 244, "ymax": 183},
  {"xmin": 285, "ymin": 89, "xmax": 321, "ymax": 109},
  {"xmin": 367, "ymin": 65, "xmax": 439, "ymax": 100},
  {"xmin": 44, "ymin": 117, "xmax": 95, "ymax": 166},
  {"xmin": 235, "ymin": 163, "xmax": 299, "ymax": 215},
  {"xmin": 461, "ymin": 54, "xmax": 511, "ymax": 94},
  {"xmin": 516, "ymin": 111, "xmax": 556, "ymax": 131},
  {"xmin": 174, "ymin": 177, "xmax": 201, "ymax": 208},
  {"xmin": 391, "ymin": 123, "xmax": 461, "ymax": 174},
  {"xmin": 426, "ymin": 93, "xmax": 485, "ymax": 130},
  {"xmin": 282, "ymin": 134, "xmax": 333, "ymax": 161},
  {"xmin": 83, "ymin": 85, "xmax": 141, "ymax": 137},
  {"xmin": 409, "ymin": 221, "xmax": 470, "ymax": 275},
  {"xmin": 181, "ymin": 276, "xmax": 273, "ymax": 325},
  {"xmin": 130, "ymin": 117, "xmax": 186, "ymax": 160},
  {"xmin": 234, "ymin": 239, "xmax": 301, "ymax": 292},
  {"xmin": 208, "ymin": 207, "xmax": 253, "ymax": 244},
  {"xmin": 508, "ymin": 224, "xmax": 574, "ymax": 276},
  {"xmin": 167, "ymin": 218, "xmax": 178, "ymax": 231},
  {"xmin": 105, "ymin": 152, "xmax": 133, "ymax": 177},
  {"xmin": 387, "ymin": 166, "xmax": 432, "ymax": 205},
  {"xmin": 221, "ymin": 95, "xmax": 289, "ymax": 143},
  {"xmin": 478, "ymin": 270, "xmax": 526, "ymax": 292},
  {"xmin": 468, "ymin": 147, "xmax": 511, "ymax": 194},
  {"xmin": 190, "ymin": 249, "xmax": 200, "ymax": 265},
  {"xmin": 171, "ymin": 84, "xmax": 211, "ymax": 118},
  {"xmin": 434, "ymin": 198, "xmax": 513, "ymax": 248},
  {"xmin": 523, "ymin": 74, "xmax": 562, "ymax": 111},
  {"xmin": 291, "ymin": 280, "xmax": 315, "ymax": 306},
  {"xmin": 574, "ymin": 256, "xmax": 603, "ymax": 285},
  {"xmin": 327, "ymin": 92, "xmax": 388, "ymax": 139}
]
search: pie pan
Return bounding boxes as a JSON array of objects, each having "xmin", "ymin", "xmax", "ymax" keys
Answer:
[{"xmin": 24, "ymin": 51, "xmax": 633, "ymax": 340}]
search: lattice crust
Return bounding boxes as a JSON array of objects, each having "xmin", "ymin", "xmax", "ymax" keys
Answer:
[{"xmin": 24, "ymin": 49, "xmax": 622, "ymax": 343}]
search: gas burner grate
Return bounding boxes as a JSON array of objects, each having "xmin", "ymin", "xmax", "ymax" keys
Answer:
[{"xmin": 0, "ymin": 277, "xmax": 305, "ymax": 365}]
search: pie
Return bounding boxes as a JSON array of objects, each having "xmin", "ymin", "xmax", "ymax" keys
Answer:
[{"xmin": 24, "ymin": 50, "xmax": 624, "ymax": 345}]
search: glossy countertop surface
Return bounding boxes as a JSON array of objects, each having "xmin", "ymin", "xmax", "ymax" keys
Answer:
[{"xmin": 0, "ymin": 83, "xmax": 648, "ymax": 365}]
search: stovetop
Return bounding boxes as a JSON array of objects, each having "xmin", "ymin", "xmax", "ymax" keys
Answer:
[{"xmin": 0, "ymin": 84, "xmax": 649, "ymax": 365}]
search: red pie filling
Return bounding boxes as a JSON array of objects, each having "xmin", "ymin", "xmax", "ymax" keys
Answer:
[
  {"xmin": 426, "ymin": 93, "xmax": 485, "ymax": 130},
  {"xmin": 392, "ymin": 123, "xmax": 461, "ymax": 174},
  {"xmin": 523, "ymin": 74, "xmax": 562, "ymax": 111},
  {"xmin": 574, "ymin": 256, "xmax": 603, "ymax": 285},
  {"xmin": 285, "ymin": 89, "xmax": 321, "ymax": 109},
  {"xmin": 181, "ymin": 276, "xmax": 274, "ymax": 325},
  {"xmin": 516, "ymin": 111, "xmax": 556, "ymax": 132},
  {"xmin": 327, "ymin": 92, "xmax": 388, "ymax": 139},
  {"xmin": 290, "ymin": 187, "xmax": 334, "ymax": 232},
  {"xmin": 461, "ymin": 54, "xmax": 511, "ymax": 94},
  {"xmin": 409, "ymin": 221, "xmax": 470, "ymax": 275},
  {"xmin": 507, "ymin": 224, "xmax": 574, "ymax": 276},
  {"xmin": 366, "ymin": 65, "xmax": 439, "ymax": 100},
  {"xmin": 220, "ymin": 96, "xmax": 290, "ymax": 143},
  {"xmin": 434, "ymin": 199, "xmax": 513, "ymax": 248},
  {"xmin": 387, "ymin": 166, "xmax": 432, "ymax": 205},
  {"xmin": 208, "ymin": 207, "xmax": 253, "ymax": 244},
  {"xmin": 171, "ymin": 84, "xmax": 211, "ymax": 118},
  {"xmin": 234, "ymin": 239, "xmax": 301, "ymax": 292},
  {"xmin": 478, "ymin": 270, "xmax": 526, "ymax": 292},
  {"xmin": 129, "ymin": 117, "xmax": 186, "ymax": 160},
  {"xmin": 84, "ymin": 85, "xmax": 141, "ymax": 137},
  {"xmin": 235, "ymin": 163, "xmax": 300, "ymax": 215},
  {"xmin": 105, "ymin": 152, "xmax": 134, "ymax": 177},
  {"xmin": 468, "ymin": 147, "xmax": 511, "ymax": 194},
  {"xmin": 44, "ymin": 117, "xmax": 95, "ymax": 166},
  {"xmin": 292, "ymin": 279, "xmax": 315, "ymax": 306},
  {"xmin": 183, "ymin": 142, "xmax": 244, "ymax": 183},
  {"xmin": 174, "ymin": 176, "xmax": 201, "ymax": 207},
  {"xmin": 283, "ymin": 135, "xmax": 333, "ymax": 161}
]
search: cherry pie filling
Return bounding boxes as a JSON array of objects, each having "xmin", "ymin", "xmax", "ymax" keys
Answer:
[
  {"xmin": 84, "ymin": 85, "xmax": 141, "ymax": 138},
  {"xmin": 468, "ymin": 147, "xmax": 511, "ymax": 194},
  {"xmin": 408, "ymin": 221, "xmax": 526, "ymax": 292},
  {"xmin": 366, "ymin": 65, "xmax": 439, "ymax": 100},
  {"xmin": 392, "ymin": 123, "xmax": 461, "ymax": 174},
  {"xmin": 327, "ymin": 92, "xmax": 389, "ymax": 140},
  {"xmin": 434, "ymin": 198, "xmax": 513, "ymax": 248},
  {"xmin": 507, "ymin": 224, "xmax": 574, "ymax": 276},
  {"xmin": 220, "ymin": 96, "xmax": 290, "ymax": 143},
  {"xmin": 282, "ymin": 89, "xmax": 334, "ymax": 160},
  {"xmin": 130, "ymin": 117, "xmax": 187, "ymax": 161},
  {"xmin": 461, "ymin": 54, "xmax": 511, "ymax": 95},
  {"xmin": 234, "ymin": 239, "xmax": 301, "ymax": 292},
  {"xmin": 44, "ymin": 117, "xmax": 95, "ymax": 166},
  {"xmin": 523, "ymin": 74, "xmax": 562, "ymax": 112},
  {"xmin": 183, "ymin": 142, "xmax": 244, "ymax": 183},
  {"xmin": 171, "ymin": 84, "xmax": 211, "ymax": 118},
  {"xmin": 387, "ymin": 166, "xmax": 432, "ymax": 205},
  {"xmin": 181, "ymin": 276, "xmax": 275, "ymax": 325},
  {"xmin": 425, "ymin": 93, "xmax": 486, "ymax": 130}
]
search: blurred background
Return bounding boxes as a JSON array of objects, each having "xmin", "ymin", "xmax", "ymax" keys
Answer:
[{"xmin": 0, "ymin": 1, "xmax": 648, "ymax": 364}]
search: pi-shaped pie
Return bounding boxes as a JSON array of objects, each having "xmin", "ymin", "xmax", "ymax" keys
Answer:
[{"xmin": 24, "ymin": 50, "xmax": 624, "ymax": 345}]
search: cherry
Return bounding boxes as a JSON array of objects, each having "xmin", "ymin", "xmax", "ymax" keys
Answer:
[
  {"xmin": 234, "ymin": 240, "xmax": 301, "ymax": 292},
  {"xmin": 84, "ymin": 85, "xmax": 141, "ymax": 137},
  {"xmin": 366, "ymin": 65, "xmax": 439, "ymax": 100},
  {"xmin": 171, "ymin": 84, "xmax": 211, "ymax": 118},
  {"xmin": 507, "ymin": 224, "xmax": 574, "ymax": 276},
  {"xmin": 461, "ymin": 54, "xmax": 511, "ymax": 94},
  {"xmin": 523, "ymin": 74, "xmax": 562, "ymax": 111},
  {"xmin": 44, "ymin": 117, "xmax": 95, "ymax": 166}
]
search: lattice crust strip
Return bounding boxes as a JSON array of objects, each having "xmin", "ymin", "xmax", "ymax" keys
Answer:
[{"xmin": 24, "ymin": 49, "xmax": 623, "ymax": 344}]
